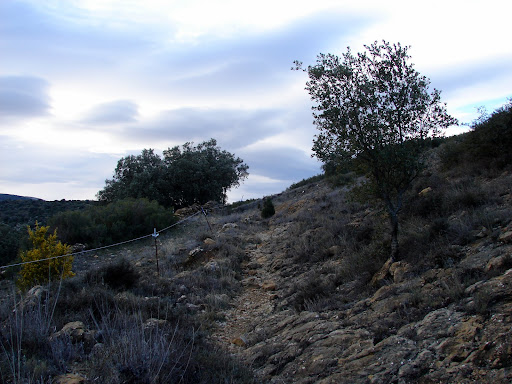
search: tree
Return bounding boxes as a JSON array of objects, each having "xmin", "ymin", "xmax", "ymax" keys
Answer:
[
  {"xmin": 261, "ymin": 197, "xmax": 275, "ymax": 218},
  {"xmin": 97, "ymin": 139, "xmax": 249, "ymax": 208},
  {"xmin": 295, "ymin": 41, "xmax": 457, "ymax": 260},
  {"xmin": 17, "ymin": 223, "xmax": 74, "ymax": 291},
  {"xmin": 162, "ymin": 139, "xmax": 249, "ymax": 207},
  {"xmin": 97, "ymin": 149, "xmax": 164, "ymax": 204}
]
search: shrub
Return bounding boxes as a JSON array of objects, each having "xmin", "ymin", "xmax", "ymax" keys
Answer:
[
  {"xmin": 261, "ymin": 197, "xmax": 275, "ymax": 219},
  {"xmin": 88, "ymin": 258, "xmax": 140, "ymax": 291},
  {"xmin": 0, "ymin": 223, "xmax": 20, "ymax": 266},
  {"xmin": 50, "ymin": 198, "xmax": 177, "ymax": 248},
  {"xmin": 17, "ymin": 223, "xmax": 73, "ymax": 291}
]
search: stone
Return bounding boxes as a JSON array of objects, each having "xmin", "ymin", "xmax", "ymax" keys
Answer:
[
  {"xmin": 222, "ymin": 223, "xmax": 238, "ymax": 231},
  {"xmin": 203, "ymin": 237, "xmax": 216, "ymax": 245},
  {"xmin": 389, "ymin": 261, "xmax": 414, "ymax": 283},
  {"xmin": 418, "ymin": 187, "xmax": 432, "ymax": 196},
  {"xmin": 231, "ymin": 336, "xmax": 247, "ymax": 347},
  {"xmin": 54, "ymin": 373, "xmax": 86, "ymax": 384},
  {"xmin": 144, "ymin": 318, "xmax": 168, "ymax": 329},
  {"xmin": 498, "ymin": 230, "xmax": 512, "ymax": 243},
  {"xmin": 261, "ymin": 281, "xmax": 277, "ymax": 291},
  {"xmin": 188, "ymin": 247, "xmax": 203, "ymax": 257},
  {"xmin": 52, "ymin": 321, "xmax": 87, "ymax": 343},
  {"xmin": 370, "ymin": 258, "xmax": 394, "ymax": 287},
  {"xmin": 486, "ymin": 255, "xmax": 511, "ymax": 273}
]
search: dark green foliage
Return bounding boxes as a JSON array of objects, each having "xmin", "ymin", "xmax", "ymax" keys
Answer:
[
  {"xmin": 261, "ymin": 197, "xmax": 275, "ymax": 218},
  {"xmin": 50, "ymin": 198, "xmax": 176, "ymax": 248},
  {"xmin": 0, "ymin": 199, "xmax": 95, "ymax": 227},
  {"xmin": 288, "ymin": 174, "xmax": 325, "ymax": 190},
  {"xmin": 96, "ymin": 258, "xmax": 140, "ymax": 290},
  {"xmin": 97, "ymin": 139, "xmax": 249, "ymax": 208},
  {"xmin": 296, "ymin": 41, "xmax": 457, "ymax": 260},
  {"xmin": 440, "ymin": 100, "xmax": 512, "ymax": 173},
  {"xmin": 0, "ymin": 223, "xmax": 21, "ymax": 266}
]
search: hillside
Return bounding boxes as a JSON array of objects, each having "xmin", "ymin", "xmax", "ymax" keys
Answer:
[
  {"xmin": 0, "ymin": 194, "xmax": 42, "ymax": 201},
  {"xmin": 1, "ymin": 135, "xmax": 512, "ymax": 382}
]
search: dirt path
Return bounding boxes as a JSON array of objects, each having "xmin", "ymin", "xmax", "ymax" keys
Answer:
[{"xmin": 210, "ymin": 223, "xmax": 290, "ymax": 352}]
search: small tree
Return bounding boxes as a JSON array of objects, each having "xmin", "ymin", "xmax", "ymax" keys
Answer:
[
  {"xmin": 261, "ymin": 197, "xmax": 275, "ymax": 218},
  {"xmin": 295, "ymin": 41, "xmax": 457, "ymax": 260},
  {"xmin": 17, "ymin": 223, "xmax": 74, "ymax": 291}
]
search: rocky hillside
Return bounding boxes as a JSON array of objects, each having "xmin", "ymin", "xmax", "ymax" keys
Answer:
[
  {"xmin": 1, "ymin": 142, "xmax": 512, "ymax": 383},
  {"xmin": 197, "ymin": 171, "xmax": 512, "ymax": 383}
]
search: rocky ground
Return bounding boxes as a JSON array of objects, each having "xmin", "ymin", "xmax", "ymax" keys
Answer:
[
  {"xmin": 196, "ymin": 179, "xmax": 512, "ymax": 383},
  {"xmin": 3, "ymin": 171, "xmax": 512, "ymax": 384}
]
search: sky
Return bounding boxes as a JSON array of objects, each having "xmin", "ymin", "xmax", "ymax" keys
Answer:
[{"xmin": 1, "ymin": 0, "xmax": 511, "ymax": 202}]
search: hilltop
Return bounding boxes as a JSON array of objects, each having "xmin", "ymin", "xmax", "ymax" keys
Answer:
[{"xmin": 0, "ymin": 194, "xmax": 42, "ymax": 202}]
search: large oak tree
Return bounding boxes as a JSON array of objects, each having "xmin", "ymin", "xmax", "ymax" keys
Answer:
[
  {"xmin": 98, "ymin": 139, "xmax": 248, "ymax": 208},
  {"xmin": 296, "ymin": 41, "xmax": 457, "ymax": 260}
]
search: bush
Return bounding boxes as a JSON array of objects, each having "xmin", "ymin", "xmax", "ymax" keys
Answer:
[
  {"xmin": 50, "ymin": 198, "xmax": 177, "ymax": 248},
  {"xmin": 101, "ymin": 259, "xmax": 140, "ymax": 291},
  {"xmin": 17, "ymin": 223, "xmax": 74, "ymax": 291},
  {"xmin": 261, "ymin": 197, "xmax": 275, "ymax": 219},
  {"xmin": 440, "ymin": 101, "xmax": 512, "ymax": 173},
  {"xmin": 85, "ymin": 258, "xmax": 140, "ymax": 291},
  {"xmin": 0, "ymin": 223, "xmax": 20, "ymax": 266}
]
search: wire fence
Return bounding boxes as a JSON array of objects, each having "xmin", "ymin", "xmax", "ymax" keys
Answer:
[{"xmin": 0, "ymin": 209, "xmax": 204, "ymax": 271}]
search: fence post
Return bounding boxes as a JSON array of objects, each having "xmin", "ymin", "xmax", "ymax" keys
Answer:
[
  {"xmin": 201, "ymin": 206, "xmax": 212, "ymax": 232},
  {"xmin": 152, "ymin": 228, "xmax": 160, "ymax": 276}
]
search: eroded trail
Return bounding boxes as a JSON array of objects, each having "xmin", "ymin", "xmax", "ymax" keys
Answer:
[{"xmin": 210, "ymin": 223, "xmax": 290, "ymax": 352}]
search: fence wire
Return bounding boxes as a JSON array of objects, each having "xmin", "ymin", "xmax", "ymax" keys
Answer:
[{"xmin": 0, "ymin": 210, "xmax": 203, "ymax": 270}]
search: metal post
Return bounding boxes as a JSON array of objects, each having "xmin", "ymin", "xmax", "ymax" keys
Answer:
[
  {"xmin": 152, "ymin": 228, "xmax": 160, "ymax": 276},
  {"xmin": 201, "ymin": 206, "xmax": 212, "ymax": 232}
]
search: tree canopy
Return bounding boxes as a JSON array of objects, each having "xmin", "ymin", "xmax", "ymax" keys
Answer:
[
  {"xmin": 296, "ymin": 41, "xmax": 457, "ymax": 260},
  {"xmin": 97, "ymin": 139, "xmax": 249, "ymax": 208}
]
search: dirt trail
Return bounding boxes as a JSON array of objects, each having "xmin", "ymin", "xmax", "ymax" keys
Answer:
[{"xmin": 211, "ymin": 223, "xmax": 290, "ymax": 352}]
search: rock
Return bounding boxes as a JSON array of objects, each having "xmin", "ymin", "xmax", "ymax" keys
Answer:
[
  {"xmin": 20, "ymin": 285, "xmax": 47, "ymax": 308},
  {"xmin": 498, "ymin": 230, "xmax": 512, "ymax": 243},
  {"xmin": 231, "ymin": 336, "xmax": 247, "ymax": 347},
  {"xmin": 51, "ymin": 321, "xmax": 98, "ymax": 352},
  {"xmin": 261, "ymin": 281, "xmax": 277, "ymax": 291},
  {"xmin": 418, "ymin": 187, "xmax": 432, "ymax": 196},
  {"xmin": 370, "ymin": 258, "xmax": 394, "ymax": 287},
  {"xmin": 204, "ymin": 260, "xmax": 219, "ymax": 271},
  {"xmin": 188, "ymin": 247, "xmax": 203, "ymax": 257},
  {"xmin": 54, "ymin": 373, "xmax": 86, "ymax": 384},
  {"xmin": 486, "ymin": 255, "xmax": 512, "ymax": 273},
  {"xmin": 143, "ymin": 318, "xmax": 168, "ymax": 329},
  {"xmin": 203, "ymin": 237, "xmax": 216, "ymax": 245},
  {"xmin": 389, "ymin": 261, "xmax": 414, "ymax": 283},
  {"xmin": 52, "ymin": 321, "xmax": 87, "ymax": 343},
  {"xmin": 222, "ymin": 223, "xmax": 238, "ymax": 231}
]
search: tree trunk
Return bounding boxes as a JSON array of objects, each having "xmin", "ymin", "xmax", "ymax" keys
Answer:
[{"xmin": 390, "ymin": 212, "xmax": 399, "ymax": 262}]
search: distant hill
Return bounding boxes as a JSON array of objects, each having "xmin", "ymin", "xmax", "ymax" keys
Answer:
[{"xmin": 0, "ymin": 194, "xmax": 43, "ymax": 202}]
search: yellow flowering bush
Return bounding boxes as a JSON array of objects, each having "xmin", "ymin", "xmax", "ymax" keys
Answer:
[{"xmin": 17, "ymin": 222, "xmax": 74, "ymax": 291}]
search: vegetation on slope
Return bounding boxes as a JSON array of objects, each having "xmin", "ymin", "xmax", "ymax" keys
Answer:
[{"xmin": 0, "ymin": 101, "xmax": 510, "ymax": 383}]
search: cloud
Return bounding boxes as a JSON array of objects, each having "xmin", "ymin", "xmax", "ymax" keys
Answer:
[
  {"xmin": 82, "ymin": 100, "xmax": 139, "ymax": 125},
  {"xmin": 123, "ymin": 107, "xmax": 293, "ymax": 149},
  {"xmin": 0, "ymin": 76, "xmax": 51, "ymax": 119},
  {"xmin": 0, "ymin": 135, "xmax": 117, "ymax": 198},
  {"xmin": 0, "ymin": 1, "xmax": 156, "ymax": 79},
  {"xmin": 430, "ymin": 57, "xmax": 512, "ymax": 97},
  {"xmin": 239, "ymin": 146, "xmax": 321, "ymax": 181},
  {"xmin": 141, "ymin": 11, "xmax": 373, "ymax": 106}
]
